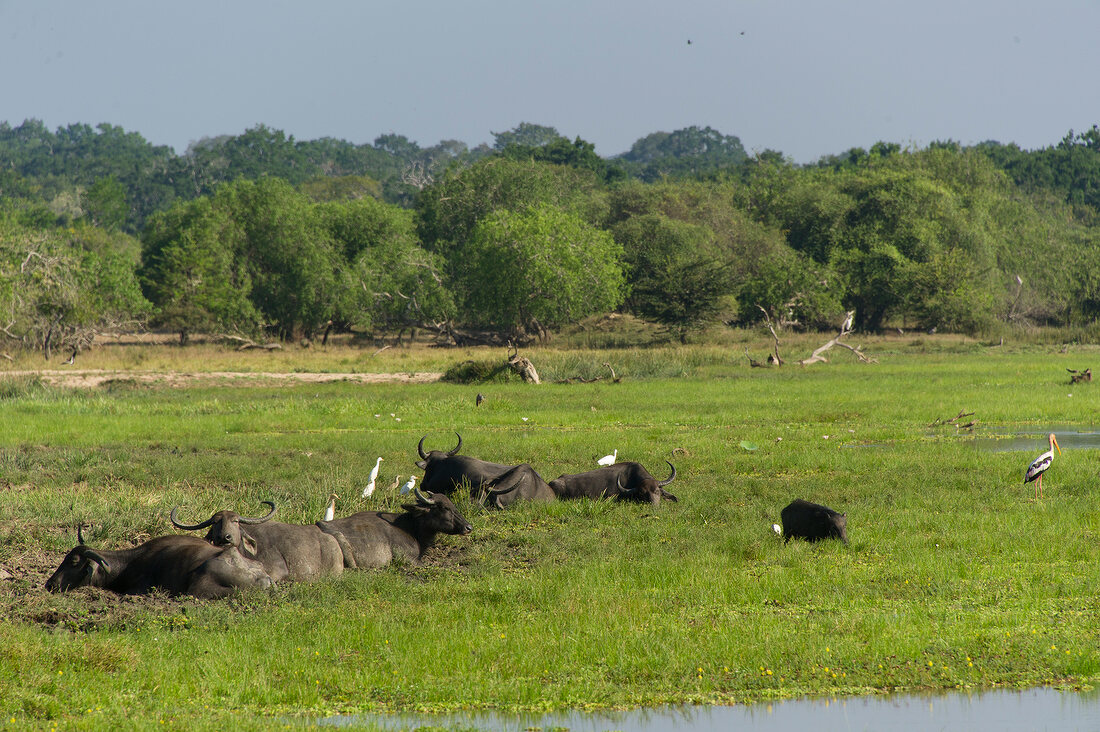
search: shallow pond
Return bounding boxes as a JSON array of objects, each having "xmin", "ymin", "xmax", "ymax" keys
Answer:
[
  {"xmin": 316, "ymin": 687, "xmax": 1100, "ymax": 731},
  {"xmin": 971, "ymin": 426, "xmax": 1100, "ymax": 454}
]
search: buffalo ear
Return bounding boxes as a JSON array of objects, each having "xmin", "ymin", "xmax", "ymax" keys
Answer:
[
  {"xmin": 415, "ymin": 460, "xmax": 428, "ymax": 470},
  {"xmin": 242, "ymin": 535, "xmax": 258, "ymax": 556},
  {"xmin": 661, "ymin": 490, "xmax": 679, "ymax": 502}
]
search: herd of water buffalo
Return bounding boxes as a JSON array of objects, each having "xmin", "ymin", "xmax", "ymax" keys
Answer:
[{"xmin": 44, "ymin": 432, "xmax": 847, "ymax": 600}]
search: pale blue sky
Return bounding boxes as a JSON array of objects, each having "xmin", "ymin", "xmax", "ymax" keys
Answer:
[{"xmin": 2, "ymin": 0, "xmax": 1098, "ymax": 162}]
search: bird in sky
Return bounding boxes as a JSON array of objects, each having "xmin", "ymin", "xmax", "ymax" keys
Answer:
[
  {"xmin": 363, "ymin": 456, "xmax": 383, "ymax": 498},
  {"xmin": 399, "ymin": 476, "xmax": 418, "ymax": 495},
  {"xmin": 1024, "ymin": 433, "xmax": 1061, "ymax": 499},
  {"xmin": 324, "ymin": 493, "xmax": 338, "ymax": 521},
  {"xmin": 597, "ymin": 449, "xmax": 618, "ymax": 466}
]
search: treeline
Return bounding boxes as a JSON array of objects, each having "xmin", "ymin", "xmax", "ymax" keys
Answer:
[{"xmin": 1, "ymin": 119, "xmax": 1099, "ymax": 355}]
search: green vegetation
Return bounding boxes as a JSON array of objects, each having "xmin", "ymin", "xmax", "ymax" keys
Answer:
[
  {"xmin": 2, "ymin": 340, "xmax": 1100, "ymax": 728},
  {"xmin": 4, "ymin": 119, "xmax": 1100, "ymax": 360}
]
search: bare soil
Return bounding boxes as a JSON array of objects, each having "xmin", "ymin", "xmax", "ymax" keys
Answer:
[{"xmin": 4, "ymin": 369, "xmax": 443, "ymax": 389}]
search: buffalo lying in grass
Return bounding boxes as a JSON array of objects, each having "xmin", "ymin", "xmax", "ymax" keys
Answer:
[
  {"xmin": 45, "ymin": 526, "xmax": 272, "ymax": 599},
  {"xmin": 548, "ymin": 461, "xmax": 678, "ymax": 506},
  {"xmin": 316, "ymin": 488, "xmax": 473, "ymax": 569},
  {"xmin": 170, "ymin": 501, "xmax": 344, "ymax": 583}
]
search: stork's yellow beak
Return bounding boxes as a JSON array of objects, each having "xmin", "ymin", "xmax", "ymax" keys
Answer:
[{"xmin": 1052, "ymin": 435, "xmax": 1062, "ymax": 455}]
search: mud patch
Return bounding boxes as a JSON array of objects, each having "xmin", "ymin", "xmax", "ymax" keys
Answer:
[{"xmin": 3, "ymin": 369, "xmax": 443, "ymax": 389}]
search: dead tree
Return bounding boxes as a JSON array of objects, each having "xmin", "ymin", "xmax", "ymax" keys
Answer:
[
  {"xmin": 507, "ymin": 342, "xmax": 540, "ymax": 384},
  {"xmin": 799, "ymin": 310, "xmax": 876, "ymax": 365},
  {"xmin": 1068, "ymin": 368, "xmax": 1092, "ymax": 385},
  {"xmin": 755, "ymin": 305, "xmax": 783, "ymax": 365}
]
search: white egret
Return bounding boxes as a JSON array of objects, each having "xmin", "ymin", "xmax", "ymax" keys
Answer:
[
  {"xmin": 363, "ymin": 457, "xmax": 383, "ymax": 498},
  {"xmin": 324, "ymin": 493, "xmax": 338, "ymax": 521},
  {"xmin": 400, "ymin": 476, "xmax": 418, "ymax": 495},
  {"xmin": 597, "ymin": 449, "xmax": 617, "ymax": 466}
]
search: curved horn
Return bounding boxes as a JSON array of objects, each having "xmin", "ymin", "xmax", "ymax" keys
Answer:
[
  {"xmin": 413, "ymin": 487, "xmax": 436, "ymax": 505},
  {"xmin": 82, "ymin": 549, "xmax": 111, "ymax": 573},
  {"xmin": 238, "ymin": 500, "xmax": 277, "ymax": 525},
  {"xmin": 169, "ymin": 506, "xmax": 216, "ymax": 531},
  {"xmin": 77, "ymin": 523, "xmax": 87, "ymax": 545},
  {"xmin": 657, "ymin": 461, "xmax": 677, "ymax": 487},
  {"xmin": 417, "ymin": 435, "xmax": 428, "ymax": 460},
  {"xmin": 447, "ymin": 432, "xmax": 462, "ymax": 457},
  {"xmin": 617, "ymin": 475, "xmax": 641, "ymax": 497},
  {"xmin": 486, "ymin": 480, "xmax": 521, "ymax": 499}
]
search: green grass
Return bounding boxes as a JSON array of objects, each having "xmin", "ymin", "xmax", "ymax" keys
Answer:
[{"xmin": 2, "ymin": 340, "xmax": 1100, "ymax": 729}]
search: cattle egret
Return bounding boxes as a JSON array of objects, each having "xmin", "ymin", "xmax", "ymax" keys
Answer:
[
  {"xmin": 400, "ymin": 476, "xmax": 418, "ymax": 495},
  {"xmin": 773, "ymin": 523, "xmax": 782, "ymax": 535},
  {"xmin": 476, "ymin": 392, "xmax": 485, "ymax": 407},
  {"xmin": 1024, "ymin": 433, "xmax": 1061, "ymax": 499},
  {"xmin": 597, "ymin": 449, "xmax": 617, "ymax": 466},
  {"xmin": 363, "ymin": 457, "xmax": 383, "ymax": 498},
  {"xmin": 324, "ymin": 493, "xmax": 337, "ymax": 521},
  {"xmin": 389, "ymin": 475, "xmax": 401, "ymax": 491}
]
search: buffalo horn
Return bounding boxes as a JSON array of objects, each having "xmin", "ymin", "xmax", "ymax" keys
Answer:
[
  {"xmin": 238, "ymin": 500, "xmax": 277, "ymax": 525},
  {"xmin": 413, "ymin": 487, "xmax": 436, "ymax": 505},
  {"xmin": 616, "ymin": 475, "xmax": 639, "ymax": 498},
  {"xmin": 657, "ymin": 461, "xmax": 677, "ymax": 487},
  {"xmin": 77, "ymin": 523, "xmax": 86, "ymax": 545},
  {"xmin": 447, "ymin": 432, "xmax": 462, "ymax": 457},
  {"xmin": 82, "ymin": 549, "xmax": 111, "ymax": 573},
  {"xmin": 417, "ymin": 435, "xmax": 428, "ymax": 460},
  {"xmin": 169, "ymin": 506, "xmax": 216, "ymax": 531}
]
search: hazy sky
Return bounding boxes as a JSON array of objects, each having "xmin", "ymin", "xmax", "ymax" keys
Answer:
[{"xmin": 2, "ymin": 1, "xmax": 1098, "ymax": 163}]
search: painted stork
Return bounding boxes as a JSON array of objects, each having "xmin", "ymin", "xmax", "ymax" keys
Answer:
[
  {"xmin": 1024, "ymin": 433, "xmax": 1061, "ymax": 499},
  {"xmin": 362, "ymin": 457, "xmax": 383, "ymax": 498}
]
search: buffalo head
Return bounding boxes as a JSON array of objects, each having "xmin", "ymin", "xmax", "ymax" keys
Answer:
[
  {"xmin": 171, "ymin": 501, "xmax": 277, "ymax": 555},
  {"xmin": 403, "ymin": 488, "xmax": 473, "ymax": 536},
  {"xmin": 415, "ymin": 432, "xmax": 463, "ymax": 470},
  {"xmin": 44, "ymin": 524, "xmax": 112, "ymax": 592}
]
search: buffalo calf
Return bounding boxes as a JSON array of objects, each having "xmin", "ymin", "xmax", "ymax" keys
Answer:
[{"xmin": 779, "ymin": 499, "xmax": 848, "ymax": 544}]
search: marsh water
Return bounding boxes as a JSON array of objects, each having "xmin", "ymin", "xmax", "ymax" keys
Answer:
[
  {"xmin": 316, "ymin": 687, "xmax": 1100, "ymax": 731},
  {"xmin": 970, "ymin": 426, "xmax": 1100, "ymax": 453}
]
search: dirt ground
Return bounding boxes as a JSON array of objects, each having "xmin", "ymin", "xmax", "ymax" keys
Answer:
[{"xmin": 5, "ymin": 369, "xmax": 443, "ymax": 389}]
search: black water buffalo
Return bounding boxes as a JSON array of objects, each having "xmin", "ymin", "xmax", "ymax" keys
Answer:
[
  {"xmin": 170, "ymin": 501, "xmax": 343, "ymax": 583},
  {"xmin": 416, "ymin": 433, "xmax": 528, "ymax": 498},
  {"xmin": 45, "ymin": 527, "xmax": 272, "ymax": 599},
  {"xmin": 548, "ymin": 461, "xmax": 678, "ymax": 506},
  {"xmin": 779, "ymin": 499, "xmax": 849, "ymax": 544},
  {"xmin": 316, "ymin": 488, "xmax": 472, "ymax": 569},
  {"xmin": 477, "ymin": 464, "xmax": 557, "ymax": 509}
]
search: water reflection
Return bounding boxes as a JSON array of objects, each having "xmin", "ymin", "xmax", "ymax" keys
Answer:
[
  {"xmin": 973, "ymin": 426, "xmax": 1100, "ymax": 453},
  {"xmin": 316, "ymin": 687, "xmax": 1100, "ymax": 731}
]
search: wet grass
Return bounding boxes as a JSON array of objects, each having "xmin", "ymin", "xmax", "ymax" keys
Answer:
[{"xmin": 2, "ymin": 341, "xmax": 1100, "ymax": 728}]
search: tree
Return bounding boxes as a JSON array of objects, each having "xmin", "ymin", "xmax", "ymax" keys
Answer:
[
  {"xmin": 491, "ymin": 122, "xmax": 562, "ymax": 150},
  {"xmin": 612, "ymin": 213, "xmax": 735, "ymax": 342},
  {"xmin": 456, "ymin": 204, "xmax": 625, "ymax": 339},
  {"xmin": 619, "ymin": 126, "xmax": 747, "ymax": 180},
  {"xmin": 140, "ymin": 197, "xmax": 260, "ymax": 343},
  {"xmin": 81, "ymin": 176, "xmax": 128, "ymax": 231}
]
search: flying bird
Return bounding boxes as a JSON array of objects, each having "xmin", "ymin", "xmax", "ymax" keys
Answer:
[
  {"xmin": 597, "ymin": 449, "xmax": 618, "ymax": 466},
  {"xmin": 1024, "ymin": 433, "xmax": 1061, "ymax": 499},
  {"xmin": 324, "ymin": 493, "xmax": 338, "ymax": 521},
  {"xmin": 363, "ymin": 456, "xmax": 383, "ymax": 498},
  {"xmin": 399, "ymin": 476, "xmax": 418, "ymax": 495}
]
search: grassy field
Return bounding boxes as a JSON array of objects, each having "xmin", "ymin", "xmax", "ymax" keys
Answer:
[{"xmin": 2, "ymin": 334, "xmax": 1100, "ymax": 729}]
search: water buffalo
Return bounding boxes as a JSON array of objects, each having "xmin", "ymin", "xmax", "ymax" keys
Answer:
[
  {"xmin": 548, "ymin": 461, "xmax": 678, "ymax": 506},
  {"xmin": 477, "ymin": 464, "xmax": 557, "ymax": 509},
  {"xmin": 416, "ymin": 433, "xmax": 529, "ymax": 498},
  {"xmin": 316, "ymin": 488, "xmax": 472, "ymax": 569},
  {"xmin": 45, "ymin": 526, "xmax": 272, "ymax": 599},
  {"xmin": 170, "ymin": 501, "xmax": 343, "ymax": 583},
  {"xmin": 779, "ymin": 499, "xmax": 848, "ymax": 544}
]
